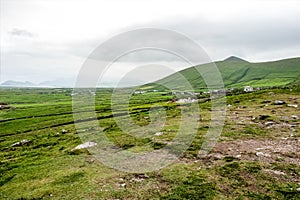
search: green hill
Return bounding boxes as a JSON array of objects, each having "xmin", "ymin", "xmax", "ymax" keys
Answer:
[{"xmin": 144, "ymin": 56, "xmax": 300, "ymax": 91}]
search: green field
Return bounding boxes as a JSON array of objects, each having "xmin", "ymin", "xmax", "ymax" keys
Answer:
[{"xmin": 0, "ymin": 84, "xmax": 300, "ymax": 199}]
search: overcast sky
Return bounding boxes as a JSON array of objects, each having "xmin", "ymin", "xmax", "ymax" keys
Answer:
[{"xmin": 1, "ymin": 0, "xmax": 300, "ymax": 86}]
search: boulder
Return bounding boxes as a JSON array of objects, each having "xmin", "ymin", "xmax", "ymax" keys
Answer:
[
  {"xmin": 206, "ymin": 153, "xmax": 224, "ymax": 160},
  {"xmin": 154, "ymin": 132, "xmax": 163, "ymax": 136},
  {"xmin": 11, "ymin": 139, "xmax": 31, "ymax": 147},
  {"xmin": 264, "ymin": 121, "xmax": 275, "ymax": 126},
  {"xmin": 72, "ymin": 142, "xmax": 97, "ymax": 150},
  {"xmin": 0, "ymin": 103, "xmax": 11, "ymax": 110},
  {"xmin": 61, "ymin": 129, "xmax": 68, "ymax": 134},
  {"xmin": 256, "ymin": 152, "xmax": 271, "ymax": 157},
  {"xmin": 274, "ymin": 100, "xmax": 286, "ymax": 105},
  {"xmin": 264, "ymin": 169, "xmax": 285, "ymax": 176}
]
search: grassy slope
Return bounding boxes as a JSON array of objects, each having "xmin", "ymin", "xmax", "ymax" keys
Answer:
[
  {"xmin": 148, "ymin": 57, "xmax": 300, "ymax": 91},
  {"xmin": 0, "ymin": 87, "xmax": 299, "ymax": 199}
]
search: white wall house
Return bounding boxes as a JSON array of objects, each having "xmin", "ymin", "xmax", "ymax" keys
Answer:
[{"xmin": 244, "ymin": 86, "xmax": 253, "ymax": 92}]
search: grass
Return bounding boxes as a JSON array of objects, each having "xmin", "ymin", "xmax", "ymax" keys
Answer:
[
  {"xmin": 148, "ymin": 57, "xmax": 300, "ymax": 91},
  {"xmin": 0, "ymin": 85, "xmax": 299, "ymax": 199}
]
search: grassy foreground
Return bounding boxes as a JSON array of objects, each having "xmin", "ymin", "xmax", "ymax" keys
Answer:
[{"xmin": 0, "ymin": 86, "xmax": 299, "ymax": 199}]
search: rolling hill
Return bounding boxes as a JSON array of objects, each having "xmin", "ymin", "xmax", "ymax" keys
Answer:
[{"xmin": 144, "ymin": 56, "xmax": 300, "ymax": 91}]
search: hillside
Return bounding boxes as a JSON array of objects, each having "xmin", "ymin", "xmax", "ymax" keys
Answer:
[{"xmin": 146, "ymin": 56, "xmax": 300, "ymax": 91}]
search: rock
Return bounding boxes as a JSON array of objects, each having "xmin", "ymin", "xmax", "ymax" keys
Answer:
[
  {"xmin": 11, "ymin": 139, "xmax": 31, "ymax": 147},
  {"xmin": 274, "ymin": 100, "xmax": 286, "ymax": 105},
  {"xmin": 287, "ymin": 104, "xmax": 298, "ymax": 108},
  {"xmin": 130, "ymin": 174, "xmax": 148, "ymax": 182},
  {"xmin": 256, "ymin": 152, "xmax": 264, "ymax": 157},
  {"xmin": 296, "ymin": 188, "xmax": 300, "ymax": 192},
  {"xmin": 265, "ymin": 169, "xmax": 285, "ymax": 175},
  {"xmin": 256, "ymin": 152, "xmax": 271, "ymax": 157},
  {"xmin": 265, "ymin": 121, "xmax": 275, "ymax": 126},
  {"xmin": 72, "ymin": 142, "xmax": 97, "ymax": 150},
  {"xmin": 291, "ymin": 115, "xmax": 299, "ymax": 120},
  {"xmin": 207, "ymin": 153, "xmax": 224, "ymax": 160},
  {"xmin": 0, "ymin": 103, "xmax": 11, "ymax": 110},
  {"xmin": 176, "ymin": 98, "xmax": 198, "ymax": 103},
  {"xmin": 154, "ymin": 132, "xmax": 163, "ymax": 136},
  {"xmin": 273, "ymin": 170, "xmax": 285, "ymax": 175},
  {"xmin": 120, "ymin": 183, "xmax": 126, "ymax": 187},
  {"xmin": 62, "ymin": 129, "xmax": 68, "ymax": 134}
]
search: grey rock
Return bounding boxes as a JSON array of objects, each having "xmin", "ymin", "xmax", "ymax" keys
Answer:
[
  {"xmin": 274, "ymin": 100, "xmax": 286, "ymax": 105},
  {"xmin": 256, "ymin": 152, "xmax": 271, "ymax": 157},
  {"xmin": 154, "ymin": 132, "xmax": 163, "ymax": 136},
  {"xmin": 265, "ymin": 169, "xmax": 285, "ymax": 175},
  {"xmin": 11, "ymin": 139, "xmax": 31, "ymax": 147},
  {"xmin": 291, "ymin": 115, "xmax": 299, "ymax": 120},
  {"xmin": 264, "ymin": 121, "xmax": 275, "ymax": 126},
  {"xmin": 287, "ymin": 104, "xmax": 298, "ymax": 108},
  {"xmin": 120, "ymin": 183, "xmax": 126, "ymax": 187},
  {"xmin": 72, "ymin": 142, "xmax": 97, "ymax": 150},
  {"xmin": 208, "ymin": 153, "xmax": 224, "ymax": 160},
  {"xmin": 62, "ymin": 129, "xmax": 68, "ymax": 134}
]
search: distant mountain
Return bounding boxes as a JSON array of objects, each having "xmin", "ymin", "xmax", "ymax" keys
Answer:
[
  {"xmin": 0, "ymin": 78, "xmax": 76, "ymax": 88},
  {"xmin": 143, "ymin": 56, "xmax": 300, "ymax": 91},
  {"xmin": 1, "ymin": 80, "xmax": 36, "ymax": 87},
  {"xmin": 39, "ymin": 78, "xmax": 75, "ymax": 88}
]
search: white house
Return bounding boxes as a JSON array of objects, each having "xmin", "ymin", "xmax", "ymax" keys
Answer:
[{"xmin": 244, "ymin": 86, "xmax": 253, "ymax": 92}]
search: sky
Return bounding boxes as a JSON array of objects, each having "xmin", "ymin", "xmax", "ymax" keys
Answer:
[{"xmin": 1, "ymin": 0, "xmax": 300, "ymax": 86}]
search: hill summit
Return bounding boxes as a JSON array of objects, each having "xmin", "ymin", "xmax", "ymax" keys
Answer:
[{"xmin": 224, "ymin": 56, "xmax": 248, "ymax": 63}]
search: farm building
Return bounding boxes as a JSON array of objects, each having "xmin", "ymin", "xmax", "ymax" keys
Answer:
[{"xmin": 244, "ymin": 86, "xmax": 253, "ymax": 92}]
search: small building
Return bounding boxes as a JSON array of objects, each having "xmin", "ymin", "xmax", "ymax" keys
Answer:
[
  {"xmin": 244, "ymin": 86, "xmax": 253, "ymax": 92},
  {"xmin": 133, "ymin": 91, "xmax": 145, "ymax": 94}
]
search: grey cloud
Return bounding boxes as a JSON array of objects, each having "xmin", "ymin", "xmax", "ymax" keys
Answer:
[
  {"xmin": 67, "ymin": 28, "xmax": 212, "ymax": 65},
  {"xmin": 155, "ymin": 16, "xmax": 300, "ymax": 60},
  {"xmin": 9, "ymin": 28, "xmax": 36, "ymax": 38},
  {"xmin": 66, "ymin": 13, "xmax": 300, "ymax": 64}
]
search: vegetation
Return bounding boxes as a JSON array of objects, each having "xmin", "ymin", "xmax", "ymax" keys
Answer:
[
  {"xmin": 0, "ymin": 84, "xmax": 299, "ymax": 199},
  {"xmin": 145, "ymin": 56, "xmax": 300, "ymax": 91}
]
